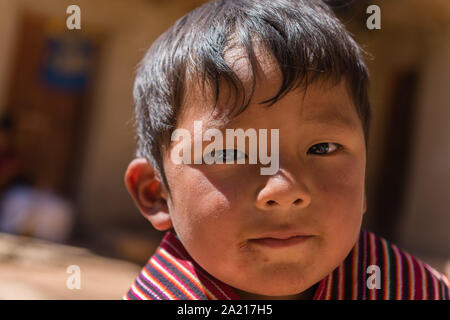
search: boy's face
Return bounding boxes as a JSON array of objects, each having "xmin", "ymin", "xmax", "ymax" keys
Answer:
[{"xmin": 127, "ymin": 49, "xmax": 367, "ymax": 298}]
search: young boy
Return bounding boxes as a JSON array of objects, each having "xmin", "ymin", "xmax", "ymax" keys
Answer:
[{"xmin": 123, "ymin": 0, "xmax": 449, "ymax": 300}]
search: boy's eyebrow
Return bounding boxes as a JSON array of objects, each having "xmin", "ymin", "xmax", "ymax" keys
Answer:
[{"xmin": 302, "ymin": 110, "xmax": 359, "ymax": 131}]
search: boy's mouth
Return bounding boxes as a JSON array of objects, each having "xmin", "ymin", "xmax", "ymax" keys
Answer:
[{"xmin": 248, "ymin": 230, "xmax": 314, "ymax": 248}]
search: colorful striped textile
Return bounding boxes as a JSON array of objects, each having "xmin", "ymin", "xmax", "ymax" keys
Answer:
[{"xmin": 124, "ymin": 229, "xmax": 449, "ymax": 300}]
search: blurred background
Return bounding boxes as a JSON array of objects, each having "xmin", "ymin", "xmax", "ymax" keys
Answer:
[{"xmin": 0, "ymin": 0, "xmax": 449, "ymax": 299}]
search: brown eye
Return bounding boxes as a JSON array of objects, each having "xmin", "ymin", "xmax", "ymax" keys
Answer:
[
  {"xmin": 307, "ymin": 143, "xmax": 341, "ymax": 155},
  {"xmin": 206, "ymin": 149, "xmax": 247, "ymax": 163}
]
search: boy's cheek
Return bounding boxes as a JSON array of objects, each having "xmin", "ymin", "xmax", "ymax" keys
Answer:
[
  {"xmin": 313, "ymin": 167, "xmax": 366, "ymax": 227},
  {"xmin": 166, "ymin": 168, "xmax": 235, "ymax": 217},
  {"xmin": 170, "ymin": 162, "xmax": 254, "ymax": 202},
  {"xmin": 313, "ymin": 156, "xmax": 366, "ymax": 196},
  {"xmin": 317, "ymin": 181, "xmax": 365, "ymax": 214}
]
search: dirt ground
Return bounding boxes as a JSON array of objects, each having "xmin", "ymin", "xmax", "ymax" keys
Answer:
[{"xmin": 0, "ymin": 232, "xmax": 142, "ymax": 299}]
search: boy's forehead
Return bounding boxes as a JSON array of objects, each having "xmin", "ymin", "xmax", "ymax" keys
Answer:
[
  {"xmin": 181, "ymin": 44, "xmax": 280, "ymax": 117},
  {"xmin": 180, "ymin": 45, "xmax": 359, "ymax": 131}
]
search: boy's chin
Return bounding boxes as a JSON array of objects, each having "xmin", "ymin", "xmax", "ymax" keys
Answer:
[
  {"xmin": 235, "ymin": 283, "xmax": 316, "ymax": 300},
  {"xmin": 233, "ymin": 274, "xmax": 316, "ymax": 299}
]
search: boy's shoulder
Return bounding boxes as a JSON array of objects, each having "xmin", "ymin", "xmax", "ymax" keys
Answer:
[
  {"xmin": 123, "ymin": 229, "xmax": 240, "ymax": 300},
  {"xmin": 314, "ymin": 229, "xmax": 450, "ymax": 300},
  {"xmin": 123, "ymin": 229, "xmax": 450, "ymax": 300}
]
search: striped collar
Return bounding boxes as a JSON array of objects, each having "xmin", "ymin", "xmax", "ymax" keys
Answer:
[{"xmin": 125, "ymin": 229, "xmax": 449, "ymax": 300}]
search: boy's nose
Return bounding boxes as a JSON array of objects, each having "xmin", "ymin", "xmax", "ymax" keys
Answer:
[{"xmin": 255, "ymin": 170, "xmax": 311, "ymax": 211}]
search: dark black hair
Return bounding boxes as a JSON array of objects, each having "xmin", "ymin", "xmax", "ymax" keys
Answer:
[{"xmin": 133, "ymin": 0, "xmax": 371, "ymax": 195}]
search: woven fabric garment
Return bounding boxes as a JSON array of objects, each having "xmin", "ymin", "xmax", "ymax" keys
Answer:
[{"xmin": 124, "ymin": 229, "xmax": 450, "ymax": 300}]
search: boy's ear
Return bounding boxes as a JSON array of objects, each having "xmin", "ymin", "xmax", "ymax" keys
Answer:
[{"xmin": 124, "ymin": 158, "xmax": 172, "ymax": 231}]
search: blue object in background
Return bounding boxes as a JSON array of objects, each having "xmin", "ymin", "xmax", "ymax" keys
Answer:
[{"xmin": 40, "ymin": 34, "xmax": 93, "ymax": 92}]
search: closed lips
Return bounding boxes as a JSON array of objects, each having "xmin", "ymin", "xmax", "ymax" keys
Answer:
[
  {"xmin": 248, "ymin": 232, "xmax": 314, "ymax": 248},
  {"xmin": 250, "ymin": 230, "xmax": 313, "ymax": 240}
]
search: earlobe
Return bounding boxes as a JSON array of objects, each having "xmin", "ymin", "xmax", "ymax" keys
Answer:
[
  {"xmin": 124, "ymin": 158, "xmax": 172, "ymax": 231},
  {"xmin": 145, "ymin": 199, "xmax": 172, "ymax": 231}
]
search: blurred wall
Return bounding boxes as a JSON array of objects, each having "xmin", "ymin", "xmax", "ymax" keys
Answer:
[
  {"xmin": 353, "ymin": 0, "xmax": 450, "ymax": 258},
  {"xmin": 0, "ymin": 0, "xmax": 203, "ymax": 230},
  {"xmin": 0, "ymin": 0, "xmax": 20, "ymax": 112},
  {"xmin": 399, "ymin": 33, "xmax": 450, "ymax": 258}
]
